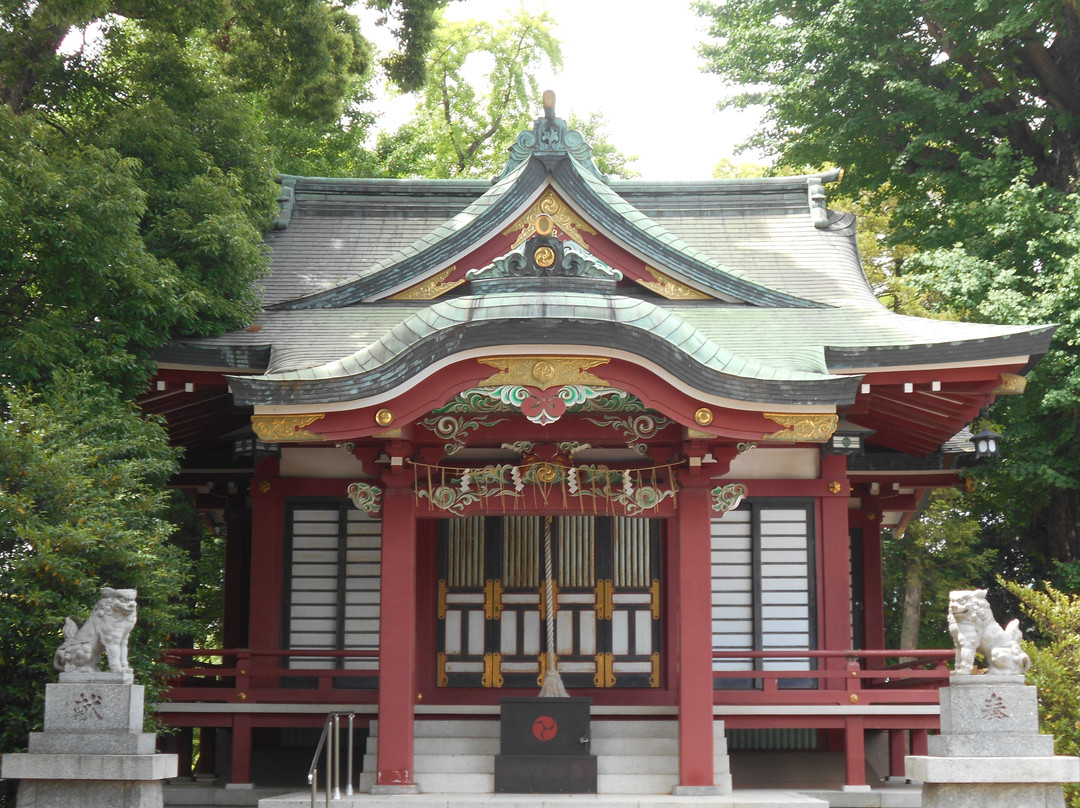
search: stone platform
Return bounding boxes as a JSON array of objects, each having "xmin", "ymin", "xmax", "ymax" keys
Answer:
[
  {"xmin": 905, "ymin": 674, "xmax": 1079, "ymax": 808},
  {"xmin": 258, "ymin": 789, "xmax": 830, "ymax": 808},
  {"xmin": 2, "ymin": 673, "xmax": 177, "ymax": 808}
]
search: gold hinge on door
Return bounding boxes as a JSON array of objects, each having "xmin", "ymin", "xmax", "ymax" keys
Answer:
[
  {"xmin": 437, "ymin": 579, "xmax": 448, "ymax": 620},
  {"xmin": 437, "ymin": 652, "xmax": 448, "ymax": 687},
  {"xmin": 484, "ymin": 579, "xmax": 503, "ymax": 620},
  {"xmin": 538, "ymin": 581, "xmax": 559, "ymax": 619},
  {"xmin": 482, "ymin": 652, "xmax": 504, "ymax": 688},
  {"xmin": 650, "ymin": 652, "xmax": 660, "ymax": 688},
  {"xmin": 593, "ymin": 652, "xmax": 615, "ymax": 688},
  {"xmin": 594, "ymin": 579, "xmax": 613, "ymax": 620},
  {"xmin": 650, "ymin": 578, "xmax": 661, "ymax": 620}
]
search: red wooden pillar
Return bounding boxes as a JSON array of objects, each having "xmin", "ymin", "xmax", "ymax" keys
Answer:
[
  {"xmin": 373, "ymin": 466, "xmax": 420, "ymax": 793},
  {"xmin": 819, "ymin": 455, "xmax": 864, "ymax": 789},
  {"xmin": 248, "ymin": 457, "xmax": 285, "ymax": 657},
  {"xmin": 860, "ymin": 496, "xmax": 885, "ymax": 653},
  {"xmin": 671, "ymin": 472, "xmax": 717, "ymax": 792},
  {"xmin": 819, "ymin": 454, "xmax": 853, "ymax": 657},
  {"xmin": 889, "ymin": 730, "xmax": 908, "ymax": 779},
  {"xmin": 232, "ymin": 457, "xmax": 284, "ymax": 786}
]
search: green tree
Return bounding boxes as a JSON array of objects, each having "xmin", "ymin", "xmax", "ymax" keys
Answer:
[
  {"xmin": 0, "ymin": 373, "xmax": 191, "ymax": 752},
  {"xmin": 697, "ymin": 0, "xmax": 1080, "ymax": 578},
  {"xmin": 1, "ymin": 1, "xmax": 447, "ymax": 393},
  {"xmin": 375, "ymin": 8, "xmax": 563, "ymax": 178},
  {"xmin": 1001, "ymin": 579, "xmax": 1080, "ymax": 807},
  {"xmin": 883, "ymin": 489, "xmax": 997, "ymax": 649},
  {"xmin": 373, "ymin": 9, "xmax": 637, "ymax": 180}
]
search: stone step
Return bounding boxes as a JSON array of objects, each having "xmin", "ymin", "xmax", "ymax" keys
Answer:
[
  {"xmin": 365, "ymin": 737, "xmax": 500, "ymax": 755},
  {"xmin": 592, "ymin": 736, "xmax": 679, "ymax": 755},
  {"xmin": 359, "ymin": 718, "xmax": 732, "ymax": 796},
  {"xmin": 261, "ymin": 791, "xmax": 828, "ymax": 808},
  {"xmin": 370, "ymin": 719, "xmax": 498, "ymax": 738},
  {"xmin": 597, "ymin": 755, "xmax": 677, "ymax": 775}
]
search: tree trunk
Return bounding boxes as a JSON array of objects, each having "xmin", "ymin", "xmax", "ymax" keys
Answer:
[
  {"xmin": 1047, "ymin": 486, "xmax": 1078, "ymax": 566},
  {"xmin": 899, "ymin": 562, "xmax": 923, "ymax": 651}
]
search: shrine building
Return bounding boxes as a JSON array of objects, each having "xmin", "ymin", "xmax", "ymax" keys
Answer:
[{"xmin": 148, "ymin": 95, "xmax": 1054, "ymax": 796}]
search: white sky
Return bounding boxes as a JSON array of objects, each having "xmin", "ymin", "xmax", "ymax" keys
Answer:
[{"xmin": 359, "ymin": 0, "xmax": 766, "ymax": 179}]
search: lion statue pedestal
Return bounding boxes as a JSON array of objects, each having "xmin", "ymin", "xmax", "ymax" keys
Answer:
[
  {"xmin": 1, "ymin": 588, "xmax": 177, "ymax": 808},
  {"xmin": 905, "ymin": 589, "xmax": 1078, "ymax": 808}
]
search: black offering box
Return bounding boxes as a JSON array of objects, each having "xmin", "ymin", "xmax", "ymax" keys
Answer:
[{"xmin": 494, "ymin": 697, "xmax": 596, "ymax": 793}]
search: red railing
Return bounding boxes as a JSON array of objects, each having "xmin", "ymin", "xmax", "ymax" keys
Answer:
[
  {"xmin": 161, "ymin": 647, "xmax": 951, "ymax": 707},
  {"xmin": 710, "ymin": 649, "xmax": 952, "ymax": 704},
  {"xmin": 163, "ymin": 648, "xmax": 379, "ymax": 704}
]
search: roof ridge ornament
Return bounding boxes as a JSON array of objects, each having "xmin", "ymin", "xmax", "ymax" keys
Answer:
[
  {"xmin": 466, "ymin": 228, "xmax": 623, "ymax": 289},
  {"xmin": 498, "ymin": 90, "xmax": 605, "ymax": 181}
]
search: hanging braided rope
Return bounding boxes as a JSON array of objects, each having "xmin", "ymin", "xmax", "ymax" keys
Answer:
[{"xmin": 538, "ymin": 514, "xmax": 568, "ymax": 698}]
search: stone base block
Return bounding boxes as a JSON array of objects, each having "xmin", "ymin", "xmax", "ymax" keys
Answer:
[
  {"xmin": 928, "ymin": 734, "xmax": 1056, "ymax": 758},
  {"xmin": 940, "ymin": 681, "xmax": 1039, "ymax": 736},
  {"xmin": 921, "ymin": 781, "xmax": 1066, "ymax": 808},
  {"xmin": 671, "ymin": 784, "xmax": 733, "ymax": 796},
  {"xmin": 29, "ymin": 731, "xmax": 158, "ymax": 755},
  {"xmin": 2, "ymin": 752, "xmax": 178, "ymax": 781},
  {"xmin": 369, "ymin": 784, "xmax": 421, "ymax": 795},
  {"xmin": 43, "ymin": 682, "xmax": 144, "ymax": 732},
  {"xmin": 905, "ymin": 754, "xmax": 1080, "ymax": 784},
  {"xmin": 16, "ymin": 779, "xmax": 163, "ymax": 808}
]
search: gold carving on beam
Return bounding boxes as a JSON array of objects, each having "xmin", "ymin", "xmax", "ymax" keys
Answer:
[
  {"xmin": 762, "ymin": 413, "xmax": 839, "ymax": 442},
  {"xmin": 477, "ymin": 356, "xmax": 610, "ymax": 390},
  {"xmin": 388, "ymin": 265, "xmax": 464, "ymax": 300},
  {"xmin": 503, "ymin": 188, "xmax": 598, "ymax": 249},
  {"xmin": 252, "ymin": 413, "xmax": 326, "ymax": 442},
  {"xmin": 992, "ymin": 373, "xmax": 1027, "ymax": 395},
  {"xmin": 637, "ymin": 266, "xmax": 712, "ymax": 300}
]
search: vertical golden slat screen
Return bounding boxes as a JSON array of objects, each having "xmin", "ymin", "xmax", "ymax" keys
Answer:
[
  {"xmin": 557, "ymin": 516, "xmax": 595, "ymax": 587},
  {"xmin": 447, "ymin": 516, "xmax": 485, "ymax": 587},
  {"xmin": 614, "ymin": 517, "xmax": 650, "ymax": 587},
  {"xmin": 502, "ymin": 516, "xmax": 540, "ymax": 588}
]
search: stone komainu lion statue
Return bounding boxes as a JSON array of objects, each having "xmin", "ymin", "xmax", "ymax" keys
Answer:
[
  {"xmin": 947, "ymin": 588, "xmax": 1031, "ymax": 675},
  {"xmin": 54, "ymin": 587, "xmax": 137, "ymax": 674}
]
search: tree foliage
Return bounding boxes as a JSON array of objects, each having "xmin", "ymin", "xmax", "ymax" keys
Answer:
[
  {"xmin": 882, "ymin": 489, "xmax": 996, "ymax": 649},
  {"xmin": 698, "ymin": 0, "xmax": 1080, "ymax": 577},
  {"xmin": 372, "ymin": 9, "xmax": 637, "ymax": 180},
  {"xmin": 0, "ymin": 0, "xmax": 446, "ymax": 757},
  {"xmin": 1001, "ymin": 579, "xmax": 1080, "ymax": 807},
  {"xmin": 0, "ymin": 373, "xmax": 191, "ymax": 752}
]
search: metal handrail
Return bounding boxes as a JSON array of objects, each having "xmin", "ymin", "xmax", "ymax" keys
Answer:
[{"xmin": 307, "ymin": 712, "xmax": 354, "ymax": 808}]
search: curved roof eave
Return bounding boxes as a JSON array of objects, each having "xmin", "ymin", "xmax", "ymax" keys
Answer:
[
  {"xmin": 550, "ymin": 156, "xmax": 828, "ymax": 309},
  {"xmin": 268, "ymin": 152, "xmax": 831, "ymax": 310},
  {"xmin": 268, "ymin": 158, "xmax": 548, "ymax": 310},
  {"xmin": 824, "ymin": 324, "xmax": 1057, "ymax": 370},
  {"xmin": 227, "ymin": 293, "xmax": 857, "ymax": 408}
]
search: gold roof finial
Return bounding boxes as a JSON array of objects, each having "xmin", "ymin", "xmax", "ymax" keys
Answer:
[{"xmin": 542, "ymin": 89, "xmax": 556, "ymax": 119}]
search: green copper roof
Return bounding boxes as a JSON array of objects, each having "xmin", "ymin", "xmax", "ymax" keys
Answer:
[{"xmin": 224, "ymin": 291, "xmax": 858, "ymax": 407}]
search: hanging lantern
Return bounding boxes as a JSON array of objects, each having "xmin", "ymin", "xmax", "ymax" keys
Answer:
[{"xmin": 969, "ymin": 428, "xmax": 1002, "ymax": 460}]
